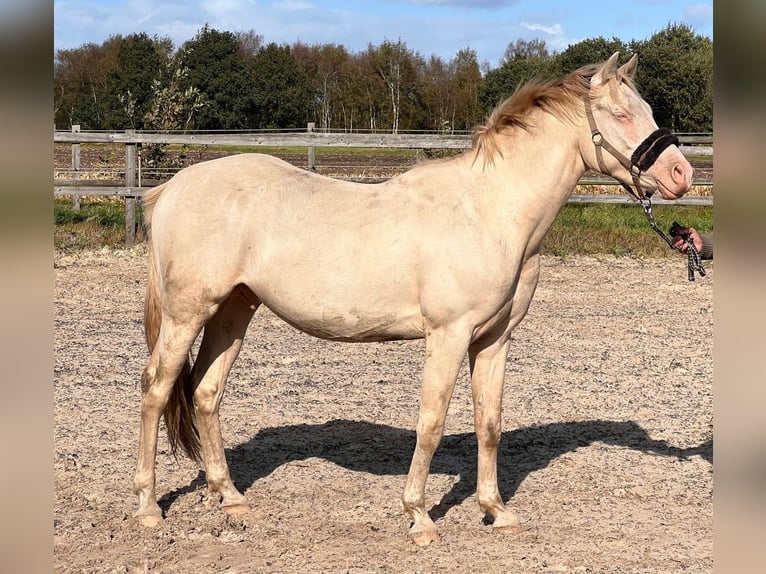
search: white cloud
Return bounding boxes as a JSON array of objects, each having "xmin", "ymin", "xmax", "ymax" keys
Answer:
[{"xmin": 520, "ymin": 21, "xmax": 564, "ymax": 36}]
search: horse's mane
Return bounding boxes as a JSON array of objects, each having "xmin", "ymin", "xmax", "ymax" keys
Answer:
[{"xmin": 472, "ymin": 63, "xmax": 625, "ymax": 165}]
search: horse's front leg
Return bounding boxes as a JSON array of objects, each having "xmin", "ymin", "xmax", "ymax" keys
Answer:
[
  {"xmin": 469, "ymin": 337, "xmax": 521, "ymax": 533},
  {"xmin": 402, "ymin": 325, "xmax": 470, "ymax": 546}
]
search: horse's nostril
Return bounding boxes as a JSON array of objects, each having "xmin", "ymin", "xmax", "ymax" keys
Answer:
[{"xmin": 673, "ymin": 163, "xmax": 692, "ymax": 186}]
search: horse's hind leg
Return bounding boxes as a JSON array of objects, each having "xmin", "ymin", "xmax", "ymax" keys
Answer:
[
  {"xmin": 134, "ymin": 317, "xmax": 204, "ymax": 526},
  {"xmin": 192, "ymin": 286, "xmax": 258, "ymax": 513}
]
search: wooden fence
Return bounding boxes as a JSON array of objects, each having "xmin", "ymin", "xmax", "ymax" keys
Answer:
[{"xmin": 54, "ymin": 125, "xmax": 713, "ymax": 244}]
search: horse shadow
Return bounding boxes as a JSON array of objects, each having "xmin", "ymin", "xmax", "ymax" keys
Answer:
[{"xmin": 159, "ymin": 419, "xmax": 712, "ymax": 519}]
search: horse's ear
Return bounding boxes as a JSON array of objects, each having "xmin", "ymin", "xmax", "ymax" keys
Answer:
[
  {"xmin": 618, "ymin": 54, "xmax": 638, "ymax": 80},
  {"xmin": 591, "ymin": 52, "xmax": 620, "ymax": 86}
]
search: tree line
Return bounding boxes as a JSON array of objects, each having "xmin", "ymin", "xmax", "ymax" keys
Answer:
[{"xmin": 54, "ymin": 23, "xmax": 712, "ymax": 135}]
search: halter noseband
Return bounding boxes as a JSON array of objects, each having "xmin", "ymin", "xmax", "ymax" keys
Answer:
[{"xmin": 582, "ymin": 95, "xmax": 679, "ymax": 200}]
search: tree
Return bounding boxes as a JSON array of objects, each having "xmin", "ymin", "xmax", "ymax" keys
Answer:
[
  {"xmin": 451, "ymin": 48, "xmax": 482, "ymax": 131},
  {"xmin": 143, "ymin": 65, "xmax": 206, "ymax": 133},
  {"xmin": 366, "ymin": 39, "xmax": 421, "ymax": 133},
  {"xmin": 419, "ymin": 48, "xmax": 482, "ymax": 132},
  {"xmin": 353, "ymin": 50, "xmax": 386, "ymax": 131},
  {"xmin": 631, "ymin": 23, "xmax": 713, "ymax": 132},
  {"xmin": 141, "ymin": 62, "xmax": 207, "ymax": 171},
  {"xmin": 105, "ymin": 33, "xmax": 166, "ymax": 129},
  {"xmin": 292, "ymin": 42, "xmax": 351, "ymax": 130},
  {"xmin": 54, "ymin": 37, "xmax": 121, "ymax": 129},
  {"xmin": 500, "ymin": 38, "xmax": 550, "ymax": 65},
  {"xmin": 420, "ymin": 54, "xmax": 452, "ymax": 131},
  {"xmin": 554, "ymin": 36, "xmax": 629, "ymax": 75},
  {"xmin": 248, "ymin": 43, "xmax": 312, "ymax": 129},
  {"xmin": 479, "ymin": 51, "xmax": 556, "ymax": 116},
  {"xmin": 235, "ymin": 29, "xmax": 264, "ymax": 58},
  {"xmin": 335, "ymin": 52, "xmax": 373, "ymax": 131},
  {"xmin": 177, "ymin": 25, "xmax": 253, "ymax": 129}
]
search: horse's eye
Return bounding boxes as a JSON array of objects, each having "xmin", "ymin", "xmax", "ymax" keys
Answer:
[{"xmin": 614, "ymin": 110, "xmax": 629, "ymax": 121}]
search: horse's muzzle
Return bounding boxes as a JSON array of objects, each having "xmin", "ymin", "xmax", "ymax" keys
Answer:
[{"xmin": 632, "ymin": 129, "xmax": 693, "ymax": 199}]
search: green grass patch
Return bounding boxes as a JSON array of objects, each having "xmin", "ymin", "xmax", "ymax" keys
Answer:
[
  {"xmin": 543, "ymin": 204, "xmax": 713, "ymax": 257},
  {"xmin": 55, "ymin": 196, "xmax": 127, "ymax": 227},
  {"xmin": 54, "ymin": 197, "xmax": 144, "ymax": 251}
]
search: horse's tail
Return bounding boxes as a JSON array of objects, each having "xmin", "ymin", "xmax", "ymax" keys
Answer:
[{"xmin": 143, "ymin": 183, "xmax": 202, "ymax": 464}]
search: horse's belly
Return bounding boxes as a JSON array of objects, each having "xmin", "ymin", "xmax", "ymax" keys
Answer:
[
  {"xmin": 250, "ymin": 277, "xmax": 425, "ymax": 342},
  {"xmin": 265, "ymin": 300, "xmax": 425, "ymax": 342}
]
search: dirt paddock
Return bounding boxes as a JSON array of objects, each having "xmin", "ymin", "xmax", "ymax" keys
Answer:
[{"xmin": 54, "ymin": 247, "xmax": 712, "ymax": 573}]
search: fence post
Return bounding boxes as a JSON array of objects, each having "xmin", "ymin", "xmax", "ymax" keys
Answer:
[
  {"xmin": 307, "ymin": 122, "xmax": 316, "ymax": 171},
  {"xmin": 124, "ymin": 130, "xmax": 137, "ymax": 246},
  {"xmin": 71, "ymin": 125, "xmax": 81, "ymax": 211}
]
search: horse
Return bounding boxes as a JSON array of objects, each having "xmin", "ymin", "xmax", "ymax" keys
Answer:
[{"xmin": 133, "ymin": 53, "xmax": 693, "ymax": 545}]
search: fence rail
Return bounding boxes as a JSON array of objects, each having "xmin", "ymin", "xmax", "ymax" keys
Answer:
[
  {"xmin": 54, "ymin": 126, "xmax": 713, "ymax": 244},
  {"xmin": 53, "ymin": 128, "xmax": 713, "ymax": 150}
]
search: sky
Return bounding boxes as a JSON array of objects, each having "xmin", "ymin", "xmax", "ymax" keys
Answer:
[{"xmin": 53, "ymin": 0, "xmax": 713, "ymax": 67}]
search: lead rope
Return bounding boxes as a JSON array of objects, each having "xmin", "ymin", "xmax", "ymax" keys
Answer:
[
  {"xmin": 668, "ymin": 220, "xmax": 706, "ymax": 282},
  {"xmin": 622, "ymin": 183, "xmax": 706, "ymax": 281}
]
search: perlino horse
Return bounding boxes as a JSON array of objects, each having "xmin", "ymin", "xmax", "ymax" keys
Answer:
[{"xmin": 133, "ymin": 53, "xmax": 693, "ymax": 545}]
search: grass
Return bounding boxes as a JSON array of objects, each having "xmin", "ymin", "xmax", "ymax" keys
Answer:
[
  {"xmin": 543, "ymin": 203, "xmax": 714, "ymax": 257},
  {"xmin": 54, "ymin": 196, "xmax": 712, "ymax": 257},
  {"xmin": 54, "ymin": 197, "xmax": 146, "ymax": 251}
]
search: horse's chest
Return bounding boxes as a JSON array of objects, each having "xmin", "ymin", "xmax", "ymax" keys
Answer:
[{"xmin": 472, "ymin": 256, "xmax": 541, "ymax": 336}]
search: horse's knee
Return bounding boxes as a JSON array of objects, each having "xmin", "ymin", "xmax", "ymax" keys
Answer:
[{"xmin": 416, "ymin": 417, "xmax": 445, "ymax": 453}]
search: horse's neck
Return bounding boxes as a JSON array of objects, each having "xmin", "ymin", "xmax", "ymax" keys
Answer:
[
  {"xmin": 498, "ymin": 115, "xmax": 584, "ymax": 198},
  {"xmin": 477, "ymin": 115, "xmax": 586, "ymax": 251}
]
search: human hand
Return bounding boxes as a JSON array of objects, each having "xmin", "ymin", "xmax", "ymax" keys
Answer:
[{"xmin": 671, "ymin": 226, "xmax": 703, "ymax": 253}]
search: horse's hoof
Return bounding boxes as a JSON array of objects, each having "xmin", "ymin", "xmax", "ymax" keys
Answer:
[
  {"xmin": 136, "ymin": 513, "xmax": 162, "ymax": 528},
  {"xmin": 490, "ymin": 510, "xmax": 521, "ymax": 533},
  {"xmin": 410, "ymin": 528, "xmax": 440, "ymax": 546},
  {"xmin": 222, "ymin": 503, "xmax": 251, "ymax": 515}
]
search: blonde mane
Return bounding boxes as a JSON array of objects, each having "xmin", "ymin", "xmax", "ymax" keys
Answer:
[{"xmin": 472, "ymin": 63, "xmax": 618, "ymax": 165}]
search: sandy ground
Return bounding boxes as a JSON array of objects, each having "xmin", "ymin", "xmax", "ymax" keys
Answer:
[{"xmin": 54, "ymin": 247, "xmax": 712, "ymax": 573}]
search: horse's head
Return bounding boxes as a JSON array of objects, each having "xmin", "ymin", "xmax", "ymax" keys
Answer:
[{"xmin": 582, "ymin": 52, "xmax": 693, "ymax": 200}]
